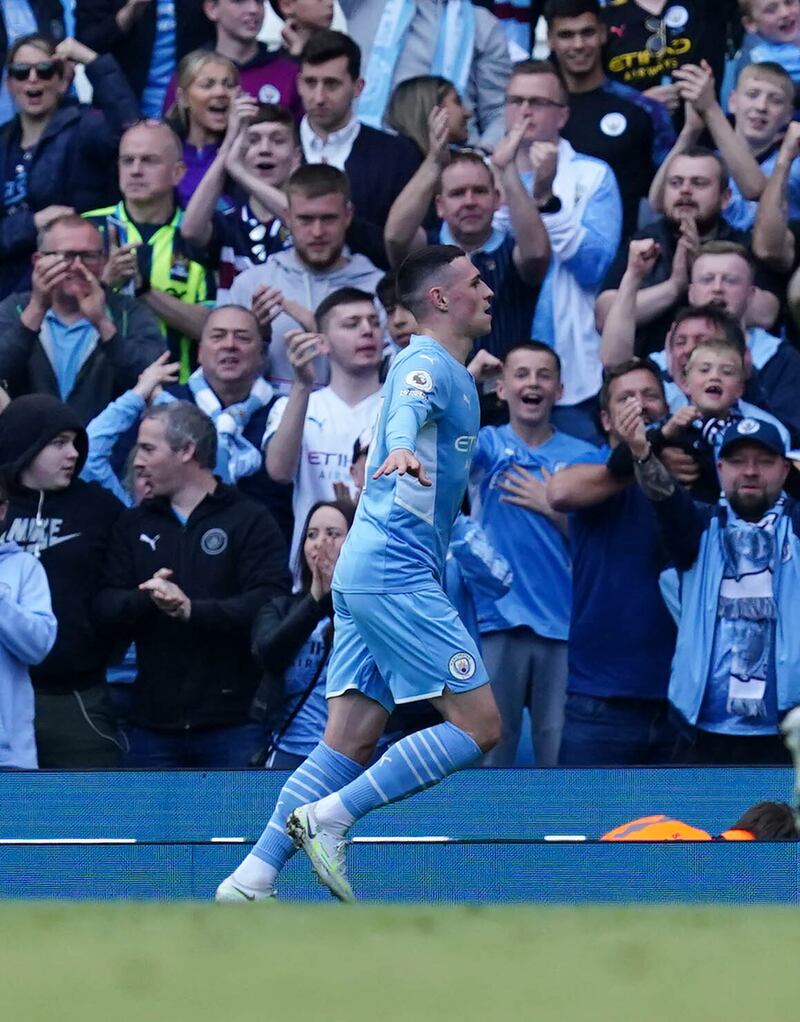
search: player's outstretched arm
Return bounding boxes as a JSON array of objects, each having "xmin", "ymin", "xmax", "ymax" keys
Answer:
[{"xmin": 372, "ymin": 448, "xmax": 432, "ymax": 486}]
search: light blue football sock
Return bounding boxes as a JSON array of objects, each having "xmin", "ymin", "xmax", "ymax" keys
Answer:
[
  {"xmin": 251, "ymin": 741, "xmax": 363, "ymax": 870},
  {"xmin": 337, "ymin": 721, "xmax": 481, "ymax": 821}
]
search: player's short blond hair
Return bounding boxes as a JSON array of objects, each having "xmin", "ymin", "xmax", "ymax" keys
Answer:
[{"xmin": 735, "ymin": 60, "xmax": 794, "ymax": 105}]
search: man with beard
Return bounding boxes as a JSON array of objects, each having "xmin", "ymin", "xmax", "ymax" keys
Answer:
[
  {"xmin": 620, "ymin": 410, "xmax": 800, "ymax": 765},
  {"xmin": 596, "ymin": 146, "xmax": 779, "ymax": 356},
  {"xmin": 222, "ymin": 163, "xmax": 383, "ymax": 394}
]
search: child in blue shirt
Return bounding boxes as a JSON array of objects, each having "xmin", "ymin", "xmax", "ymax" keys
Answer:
[
  {"xmin": 733, "ymin": 0, "xmax": 800, "ymax": 95},
  {"xmin": 470, "ymin": 342, "xmax": 596, "ymax": 766}
]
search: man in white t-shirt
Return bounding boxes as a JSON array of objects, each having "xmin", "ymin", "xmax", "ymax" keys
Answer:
[{"xmin": 263, "ymin": 287, "xmax": 383, "ymax": 576}]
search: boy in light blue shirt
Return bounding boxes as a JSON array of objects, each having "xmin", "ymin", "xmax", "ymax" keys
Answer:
[
  {"xmin": 732, "ymin": 0, "xmax": 800, "ymax": 96},
  {"xmin": 724, "ymin": 62, "xmax": 800, "ymax": 230},
  {"xmin": 470, "ymin": 342, "xmax": 596, "ymax": 766}
]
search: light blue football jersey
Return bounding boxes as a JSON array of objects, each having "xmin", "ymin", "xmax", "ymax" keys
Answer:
[
  {"xmin": 333, "ymin": 334, "xmax": 479, "ymax": 593},
  {"xmin": 469, "ymin": 424, "xmax": 597, "ymax": 640}
]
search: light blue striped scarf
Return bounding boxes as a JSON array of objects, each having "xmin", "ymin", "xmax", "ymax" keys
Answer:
[
  {"xmin": 718, "ymin": 497, "xmax": 784, "ymax": 718},
  {"xmin": 157, "ymin": 370, "xmax": 273, "ymax": 483},
  {"xmin": 358, "ymin": 0, "xmax": 476, "ymax": 129}
]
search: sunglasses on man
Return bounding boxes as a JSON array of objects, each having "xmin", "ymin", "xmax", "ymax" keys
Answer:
[{"xmin": 7, "ymin": 60, "xmax": 64, "ymax": 82}]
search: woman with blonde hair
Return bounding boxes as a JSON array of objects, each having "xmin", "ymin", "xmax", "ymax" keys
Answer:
[
  {"xmin": 385, "ymin": 74, "xmax": 470, "ymax": 156},
  {"xmin": 165, "ymin": 49, "xmax": 241, "ymax": 207}
]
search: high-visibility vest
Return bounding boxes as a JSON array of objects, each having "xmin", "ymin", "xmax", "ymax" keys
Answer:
[{"xmin": 83, "ymin": 202, "xmax": 211, "ymax": 380}]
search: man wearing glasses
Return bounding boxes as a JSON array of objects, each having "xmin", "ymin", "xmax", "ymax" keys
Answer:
[
  {"xmin": 0, "ymin": 213, "xmax": 165, "ymax": 423},
  {"xmin": 502, "ymin": 58, "xmax": 622, "ymax": 444}
]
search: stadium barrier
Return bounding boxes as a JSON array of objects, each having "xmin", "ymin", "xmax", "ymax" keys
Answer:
[{"xmin": 1, "ymin": 768, "xmax": 798, "ymax": 903}]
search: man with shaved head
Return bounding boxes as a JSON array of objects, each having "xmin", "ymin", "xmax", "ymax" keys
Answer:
[{"xmin": 84, "ymin": 120, "xmax": 214, "ymax": 380}]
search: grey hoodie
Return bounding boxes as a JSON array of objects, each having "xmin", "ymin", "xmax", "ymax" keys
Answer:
[
  {"xmin": 0, "ymin": 540, "xmax": 57, "ymax": 768},
  {"xmin": 223, "ymin": 247, "xmax": 384, "ymax": 394}
]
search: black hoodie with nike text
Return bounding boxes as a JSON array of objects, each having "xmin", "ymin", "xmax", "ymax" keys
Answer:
[{"xmin": 0, "ymin": 395, "xmax": 124, "ymax": 691}]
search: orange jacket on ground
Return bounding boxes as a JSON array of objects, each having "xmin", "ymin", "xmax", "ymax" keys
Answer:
[{"xmin": 600, "ymin": 815, "xmax": 755, "ymax": 841}]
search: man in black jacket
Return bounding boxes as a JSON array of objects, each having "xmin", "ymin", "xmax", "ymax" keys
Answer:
[
  {"xmin": 0, "ymin": 393, "xmax": 125, "ymax": 767},
  {"xmin": 95, "ymin": 400, "xmax": 291, "ymax": 767},
  {"xmin": 297, "ymin": 30, "xmax": 422, "ymax": 263},
  {"xmin": 75, "ymin": 0, "xmax": 214, "ymax": 114}
]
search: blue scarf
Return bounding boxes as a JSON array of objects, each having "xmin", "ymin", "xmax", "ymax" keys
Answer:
[
  {"xmin": 718, "ymin": 497, "xmax": 784, "ymax": 718},
  {"xmin": 157, "ymin": 370, "xmax": 273, "ymax": 484},
  {"xmin": 358, "ymin": 0, "xmax": 476, "ymax": 129}
]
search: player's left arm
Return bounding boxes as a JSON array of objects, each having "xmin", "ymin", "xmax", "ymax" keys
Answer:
[{"xmin": 372, "ymin": 448, "xmax": 432, "ymax": 485}]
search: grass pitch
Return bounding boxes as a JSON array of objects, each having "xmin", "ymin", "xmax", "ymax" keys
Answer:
[{"xmin": 2, "ymin": 902, "xmax": 797, "ymax": 1022}]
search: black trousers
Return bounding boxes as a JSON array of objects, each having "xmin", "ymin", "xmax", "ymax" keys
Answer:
[
  {"xmin": 680, "ymin": 729, "xmax": 791, "ymax": 765},
  {"xmin": 34, "ymin": 685, "xmax": 122, "ymax": 768}
]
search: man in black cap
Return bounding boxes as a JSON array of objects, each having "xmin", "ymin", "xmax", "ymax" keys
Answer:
[
  {"xmin": 0, "ymin": 394, "xmax": 124, "ymax": 766},
  {"xmin": 619, "ymin": 407, "xmax": 800, "ymax": 764}
]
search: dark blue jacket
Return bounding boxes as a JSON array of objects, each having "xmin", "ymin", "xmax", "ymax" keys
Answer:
[
  {"xmin": 344, "ymin": 125, "xmax": 422, "ymax": 231},
  {"xmin": 76, "ymin": 0, "xmax": 213, "ymax": 102},
  {"xmin": 758, "ymin": 340, "xmax": 800, "ymax": 447},
  {"xmin": 0, "ymin": 54, "xmax": 139, "ymax": 298}
]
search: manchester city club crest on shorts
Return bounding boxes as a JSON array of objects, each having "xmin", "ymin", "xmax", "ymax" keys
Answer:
[
  {"xmin": 200, "ymin": 528, "xmax": 228, "ymax": 555},
  {"xmin": 448, "ymin": 652, "xmax": 476, "ymax": 681}
]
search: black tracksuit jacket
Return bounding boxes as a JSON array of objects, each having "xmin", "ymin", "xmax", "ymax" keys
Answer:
[{"xmin": 95, "ymin": 483, "xmax": 290, "ymax": 730}]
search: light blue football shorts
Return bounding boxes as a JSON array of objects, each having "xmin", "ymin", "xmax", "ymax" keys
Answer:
[{"xmin": 325, "ymin": 587, "xmax": 489, "ymax": 713}]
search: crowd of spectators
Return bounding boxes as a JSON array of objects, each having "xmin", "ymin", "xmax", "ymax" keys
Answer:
[{"xmin": 3, "ymin": 0, "xmax": 800, "ymax": 772}]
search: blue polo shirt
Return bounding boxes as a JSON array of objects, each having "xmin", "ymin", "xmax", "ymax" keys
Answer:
[{"xmin": 43, "ymin": 311, "xmax": 98, "ymax": 400}]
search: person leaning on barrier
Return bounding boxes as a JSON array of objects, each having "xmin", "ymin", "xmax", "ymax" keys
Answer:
[{"xmin": 0, "ymin": 466, "xmax": 58, "ymax": 770}]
